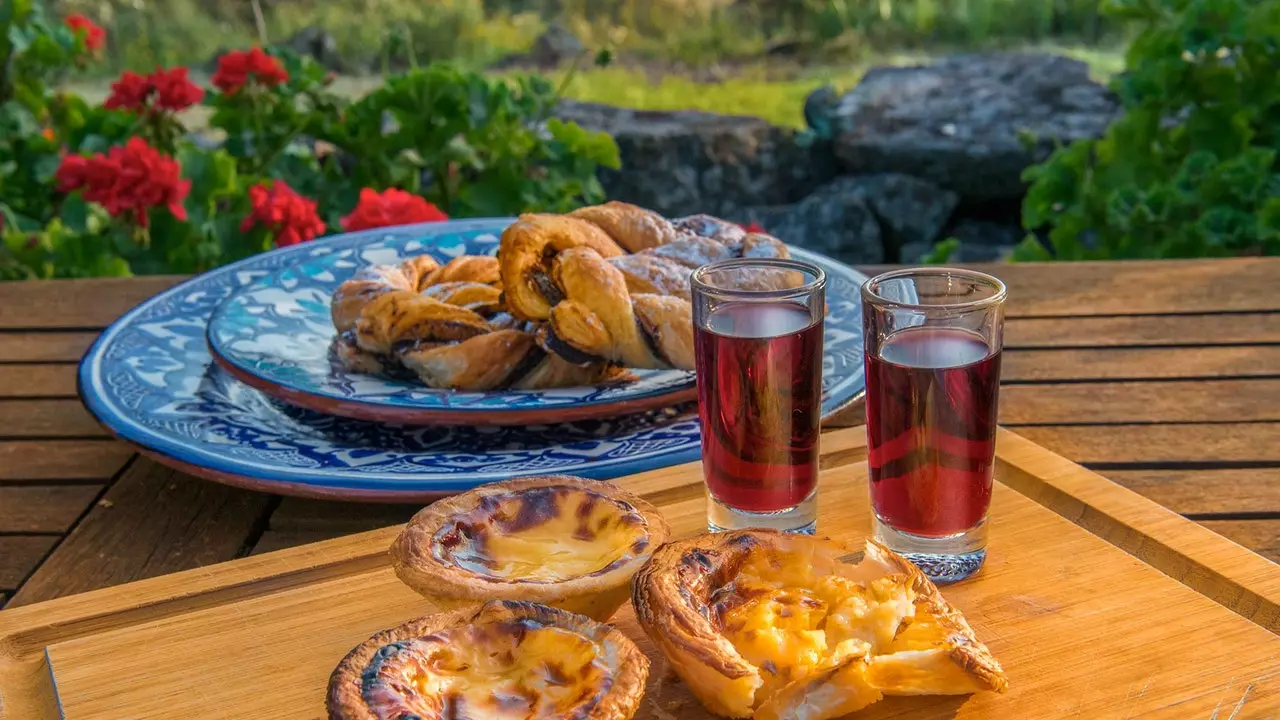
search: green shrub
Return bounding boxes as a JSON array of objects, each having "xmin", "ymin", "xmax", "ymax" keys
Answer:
[
  {"xmin": 1016, "ymin": 0, "xmax": 1280, "ymax": 260},
  {"xmin": 0, "ymin": 2, "xmax": 619, "ymax": 280}
]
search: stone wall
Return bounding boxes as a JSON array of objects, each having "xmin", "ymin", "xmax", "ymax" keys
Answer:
[{"xmin": 557, "ymin": 52, "xmax": 1121, "ymax": 265}]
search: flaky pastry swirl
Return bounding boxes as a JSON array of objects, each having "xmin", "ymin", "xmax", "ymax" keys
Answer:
[
  {"xmin": 497, "ymin": 202, "xmax": 792, "ymax": 371},
  {"xmin": 331, "ymin": 254, "xmax": 624, "ymax": 390}
]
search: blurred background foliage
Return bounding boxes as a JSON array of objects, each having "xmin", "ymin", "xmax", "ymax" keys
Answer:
[{"xmin": 53, "ymin": 0, "xmax": 1126, "ymax": 127}]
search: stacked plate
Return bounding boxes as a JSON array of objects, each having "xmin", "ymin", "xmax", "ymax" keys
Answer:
[{"xmin": 78, "ymin": 220, "xmax": 868, "ymax": 501}]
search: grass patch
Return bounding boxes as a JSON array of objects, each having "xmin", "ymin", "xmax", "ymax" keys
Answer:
[{"xmin": 63, "ymin": 45, "xmax": 1123, "ymax": 132}]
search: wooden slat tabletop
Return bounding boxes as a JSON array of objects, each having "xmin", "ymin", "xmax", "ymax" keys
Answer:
[{"xmin": 2, "ymin": 257, "xmax": 1279, "ymax": 609}]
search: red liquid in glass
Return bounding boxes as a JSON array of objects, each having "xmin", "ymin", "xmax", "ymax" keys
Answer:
[
  {"xmin": 865, "ymin": 327, "xmax": 1001, "ymax": 537},
  {"xmin": 696, "ymin": 302, "xmax": 823, "ymax": 512}
]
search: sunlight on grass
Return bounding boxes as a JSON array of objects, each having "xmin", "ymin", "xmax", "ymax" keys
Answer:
[
  {"xmin": 64, "ymin": 45, "xmax": 1123, "ymax": 132},
  {"xmin": 551, "ymin": 66, "xmax": 877, "ymax": 128},
  {"xmin": 548, "ymin": 45, "xmax": 1122, "ymax": 128}
]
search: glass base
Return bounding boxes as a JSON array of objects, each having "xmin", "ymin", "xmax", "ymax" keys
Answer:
[
  {"xmin": 872, "ymin": 515, "xmax": 987, "ymax": 584},
  {"xmin": 708, "ymin": 490, "xmax": 817, "ymax": 535}
]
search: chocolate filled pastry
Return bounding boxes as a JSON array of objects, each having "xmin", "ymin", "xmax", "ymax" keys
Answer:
[
  {"xmin": 326, "ymin": 600, "xmax": 649, "ymax": 720},
  {"xmin": 330, "ymin": 202, "xmax": 800, "ymax": 386},
  {"xmin": 496, "ymin": 204, "xmax": 797, "ymax": 371},
  {"xmin": 538, "ymin": 247, "xmax": 696, "ymax": 370},
  {"xmin": 331, "ymin": 254, "xmax": 625, "ymax": 390}
]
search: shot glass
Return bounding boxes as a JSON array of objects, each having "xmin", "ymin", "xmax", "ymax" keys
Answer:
[
  {"xmin": 861, "ymin": 268, "xmax": 1006, "ymax": 582},
  {"xmin": 692, "ymin": 258, "xmax": 826, "ymax": 534}
]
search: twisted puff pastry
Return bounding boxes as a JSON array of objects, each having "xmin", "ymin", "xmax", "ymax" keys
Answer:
[
  {"xmin": 498, "ymin": 202, "xmax": 795, "ymax": 370},
  {"xmin": 540, "ymin": 247, "xmax": 696, "ymax": 370},
  {"xmin": 332, "ymin": 254, "xmax": 626, "ymax": 391}
]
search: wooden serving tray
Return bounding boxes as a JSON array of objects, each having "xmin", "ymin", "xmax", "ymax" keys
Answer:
[{"xmin": 3, "ymin": 428, "xmax": 1280, "ymax": 719}]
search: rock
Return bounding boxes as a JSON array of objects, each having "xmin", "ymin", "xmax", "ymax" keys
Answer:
[
  {"xmin": 742, "ymin": 192, "xmax": 884, "ymax": 266},
  {"xmin": 743, "ymin": 174, "xmax": 958, "ymax": 264},
  {"xmin": 834, "ymin": 53, "xmax": 1120, "ymax": 201},
  {"xmin": 282, "ymin": 27, "xmax": 347, "ymax": 73},
  {"xmin": 555, "ymin": 100, "xmax": 838, "ymax": 219},
  {"xmin": 528, "ymin": 23, "xmax": 584, "ymax": 67}
]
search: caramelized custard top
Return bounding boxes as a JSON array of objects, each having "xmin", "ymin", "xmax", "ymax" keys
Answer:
[
  {"xmin": 360, "ymin": 618, "xmax": 613, "ymax": 720},
  {"xmin": 706, "ymin": 543, "xmax": 917, "ymax": 702},
  {"xmin": 432, "ymin": 485, "xmax": 648, "ymax": 582}
]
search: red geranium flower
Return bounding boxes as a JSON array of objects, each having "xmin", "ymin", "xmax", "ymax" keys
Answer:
[
  {"xmin": 56, "ymin": 138, "xmax": 190, "ymax": 227},
  {"xmin": 340, "ymin": 188, "xmax": 449, "ymax": 232},
  {"xmin": 212, "ymin": 48, "xmax": 289, "ymax": 95},
  {"xmin": 240, "ymin": 181, "xmax": 326, "ymax": 247},
  {"xmin": 65, "ymin": 14, "xmax": 106, "ymax": 53},
  {"xmin": 150, "ymin": 67, "xmax": 205, "ymax": 111},
  {"xmin": 104, "ymin": 71, "xmax": 153, "ymax": 112},
  {"xmin": 104, "ymin": 67, "xmax": 204, "ymax": 114}
]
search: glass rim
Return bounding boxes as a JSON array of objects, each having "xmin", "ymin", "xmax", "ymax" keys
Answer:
[
  {"xmin": 861, "ymin": 267, "xmax": 1007, "ymax": 312},
  {"xmin": 690, "ymin": 257, "xmax": 827, "ymax": 299}
]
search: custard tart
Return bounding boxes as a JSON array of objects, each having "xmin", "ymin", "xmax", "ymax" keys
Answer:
[
  {"xmin": 632, "ymin": 530, "xmax": 1007, "ymax": 719},
  {"xmin": 327, "ymin": 600, "xmax": 649, "ymax": 720},
  {"xmin": 391, "ymin": 476, "xmax": 670, "ymax": 622}
]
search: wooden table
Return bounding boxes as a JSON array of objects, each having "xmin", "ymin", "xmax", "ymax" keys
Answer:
[{"xmin": 2, "ymin": 257, "xmax": 1278, "ymax": 609}]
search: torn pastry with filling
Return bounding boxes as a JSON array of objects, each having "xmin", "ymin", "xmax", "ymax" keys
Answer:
[{"xmin": 632, "ymin": 530, "xmax": 1007, "ymax": 719}]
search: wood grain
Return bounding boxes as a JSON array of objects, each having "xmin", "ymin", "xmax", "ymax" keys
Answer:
[
  {"xmin": 268, "ymin": 498, "xmax": 419, "ymax": 534},
  {"xmin": 1200, "ymin": 519, "xmax": 1280, "ymax": 563},
  {"xmin": 0, "ymin": 365, "xmax": 77, "ymax": 397},
  {"xmin": 0, "ymin": 400, "xmax": 107, "ymax": 438},
  {"xmin": 0, "ymin": 332, "xmax": 98, "ymax": 363},
  {"xmin": 1003, "ymin": 346, "xmax": 1280, "ymax": 381},
  {"xmin": 1000, "ymin": 379, "xmax": 1280, "ymax": 424},
  {"xmin": 251, "ymin": 530, "xmax": 350, "ymax": 556},
  {"xmin": 863, "ymin": 258, "xmax": 1280, "ymax": 316},
  {"xmin": 1015, "ymin": 423, "xmax": 1280, "ymax": 466},
  {"xmin": 0, "ymin": 536, "xmax": 58, "ymax": 589},
  {"xmin": 0, "ymin": 486, "xmax": 102, "ymax": 533},
  {"xmin": 4, "ymin": 428, "xmax": 1279, "ymax": 720},
  {"xmin": 6, "ymin": 458, "xmax": 273, "ymax": 608},
  {"xmin": 0, "ymin": 277, "xmax": 184, "ymax": 330},
  {"xmin": 0, "ymin": 441, "xmax": 133, "ymax": 481},
  {"xmin": 1005, "ymin": 313, "xmax": 1280, "ymax": 348},
  {"xmin": 1107, "ymin": 469, "xmax": 1280, "ymax": 516}
]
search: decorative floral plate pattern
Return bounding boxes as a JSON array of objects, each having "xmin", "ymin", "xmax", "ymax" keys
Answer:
[
  {"xmin": 78, "ymin": 220, "xmax": 868, "ymax": 499},
  {"xmin": 205, "ymin": 231, "xmax": 698, "ymax": 425}
]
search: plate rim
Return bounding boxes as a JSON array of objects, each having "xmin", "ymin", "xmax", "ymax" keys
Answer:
[{"xmin": 77, "ymin": 218, "xmax": 868, "ymax": 494}]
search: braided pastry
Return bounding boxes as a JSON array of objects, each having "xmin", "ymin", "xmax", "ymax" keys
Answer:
[
  {"xmin": 331, "ymin": 253, "xmax": 626, "ymax": 391},
  {"xmin": 496, "ymin": 203, "xmax": 796, "ymax": 370},
  {"xmin": 331, "ymin": 255, "xmax": 443, "ymax": 333},
  {"xmin": 497, "ymin": 214, "xmax": 625, "ymax": 322},
  {"xmin": 537, "ymin": 247, "xmax": 696, "ymax": 370}
]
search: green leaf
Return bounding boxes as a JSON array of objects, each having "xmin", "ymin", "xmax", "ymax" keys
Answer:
[
  {"xmin": 920, "ymin": 238, "xmax": 961, "ymax": 264},
  {"xmin": 58, "ymin": 196, "xmax": 89, "ymax": 234},
  {"xmin": 1011, "ymin": 235, "xmax": 1056, "ymax": 262}
]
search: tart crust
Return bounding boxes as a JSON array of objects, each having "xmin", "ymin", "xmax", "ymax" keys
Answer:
[
  {"xmin": 631, "ymin": 529, "xmax": 1007, "ymax": 719},
  {"xmin": 392, "ymin": 475, "xmax": 670, "ymax": 622},
  {"xmin": 326, "ymin": 600, "xmax": 649, "ymax": 720}
]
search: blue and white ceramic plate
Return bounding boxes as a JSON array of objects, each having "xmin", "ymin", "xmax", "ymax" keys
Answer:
[
  {"xmin": 205, "ymin": 228, "xmax": 698, "ymax": 426},
  {"xmin": 79, "ymin": 220, "xmax": 868, "ymax": 500}
]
